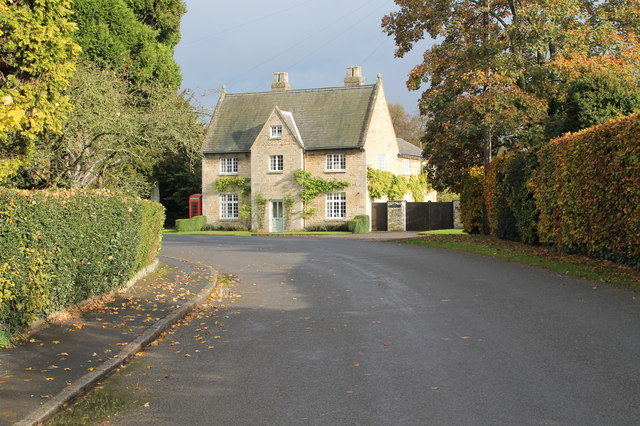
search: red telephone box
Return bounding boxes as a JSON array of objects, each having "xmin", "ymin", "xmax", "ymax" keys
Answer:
[{"xmin": 188, "ymin": 194, "xmax": 202, "ymax": 218}]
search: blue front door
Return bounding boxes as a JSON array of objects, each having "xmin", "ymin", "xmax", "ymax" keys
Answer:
[{"xmin": 271, "ymin": 200, "xmax": 284, "ymax": 232}]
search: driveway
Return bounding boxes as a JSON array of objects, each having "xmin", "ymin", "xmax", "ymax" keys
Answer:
[{"xmin": 104, "ymin": 235, "xmax": 640, "ymax": 425}]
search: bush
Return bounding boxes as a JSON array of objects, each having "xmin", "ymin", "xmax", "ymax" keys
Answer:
[
  {"xmin": 175, "ymin": 215, "xmax": 206, "ymax": 232},
  {"xmin": 484, "ymin": 151, "xmax": 539, "ymax": 243},
  {"xmin": 460, "ymin": 167, "xmax": 484, "ymax": 234},
  {"xmin": 531, "ymin": 113, "xmax": 640, "ymax": 269},
  {"xmin": 348, "ymin": 215, "xmax": 370, "ymax": 234},
  {"xmin": 504, "ymin": 150, "xmax": 539, "ymax": 245},
  {"xmin": 0, "ymin": 189, "xmax": 164, "ymax": 337}
]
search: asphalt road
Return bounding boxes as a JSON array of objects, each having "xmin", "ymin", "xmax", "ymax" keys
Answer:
[{"xmin": 105, "ymin": 235, "xmax": 639, "ymax": 425}]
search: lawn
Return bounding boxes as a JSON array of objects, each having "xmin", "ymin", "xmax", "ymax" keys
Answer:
[
  {"xmin": 163, "ymin": 229, "xmax": 351, "ymax": 236},
  {"xmin": 163, "ymin": 229, "xmax": 252, "ymax": 236},
  {"xmin": 402, "ymin": 233, "xmax": 640, "ymax": 288}
]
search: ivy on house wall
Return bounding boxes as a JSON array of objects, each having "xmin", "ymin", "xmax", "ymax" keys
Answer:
[
  {"xmin": 366, "ymin": 167, "xmax": 430, "ymax": 201},
  {"xmin": 215, "ymin": 176, "xmax": 251, "ymax": 195},
  {"xmin": 293, "ymin": 169, "xmax": 350, "ymax": 219},
  {"xmin": 253, "ymin": 193, "xmax": 268, "ymax": 231}
]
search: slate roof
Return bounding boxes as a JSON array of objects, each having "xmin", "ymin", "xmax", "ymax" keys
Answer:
[
  {"xmin": 397, "ymin": 138, "xmax": 423, "ymax": 158},
  {"xmin": 203, "ymin": 85, "xmax": 377, "ymax": 153}
]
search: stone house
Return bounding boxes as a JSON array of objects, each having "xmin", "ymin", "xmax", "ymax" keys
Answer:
[{"xmin": 201, "ymin": 66, "xmax": 432, "ymax": 232}]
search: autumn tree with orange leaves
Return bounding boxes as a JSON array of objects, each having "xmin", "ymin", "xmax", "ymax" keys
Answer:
[{"xmin": 383, "ymin": 0, "xmax": 640, "ymax": 192}]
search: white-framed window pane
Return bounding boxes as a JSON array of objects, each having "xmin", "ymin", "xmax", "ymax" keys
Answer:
[
  {"xmin": 378, "ymin": 154, "xmax": 387, "ymax": 171},
  {"xmin": 269, "ymin": 155, "xmax": 284, "ymax": 171},
  {"xmin": 220, "ymin": 157, "xmax": 238, "ymax": 174},
  {"xmin": 220, "ymin": 193, "xmax": 239, "ymax": 219},
  {"xmin": 270, "ymin": 125, "xmax": 282, "ymax": 138},
  {"xmin": 326, "ymin": 153, "xmax": 346, "ymax": 170},
  {"xmin": 403, "ymin": 159, "xmax": 410, "ymax": 175},
  {"xmin": 326, "ymin": 192, "xmax": 346, "ymax": 219}
]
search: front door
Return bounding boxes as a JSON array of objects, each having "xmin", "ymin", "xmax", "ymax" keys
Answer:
[{"xmin": 271, "ymin": 200, "xmax": 284, "ymax": 232}]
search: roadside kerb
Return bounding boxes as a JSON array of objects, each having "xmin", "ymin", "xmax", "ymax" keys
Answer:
[{"xmin": 15, "ymin": 261, "xmax": 219, "ymax": 426}]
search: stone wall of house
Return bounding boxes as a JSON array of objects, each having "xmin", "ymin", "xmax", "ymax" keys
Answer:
[
  {"xmin": 202, "ymin": 152, "xmax": 251, "ymax": 229},
  {"xmin": 250, "ymin": 110, "xmax": 304, "ymax": 231},
  {"xmin": 303, "ymin": 148, "xmax": 369, "ymax": 230},
  {"xmin": 362, "ymin": 81, "xmax": 400, "ymax": 177}
]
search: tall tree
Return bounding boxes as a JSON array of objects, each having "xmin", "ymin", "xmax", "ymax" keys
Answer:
[
  {"xmin": 0, "ymin": 0, "xmax": 80, "ymax": 182},
  {"xmin": 388, "ymin": 103, "xmax": 424, "ymax": 147},
  {"xmin": 72, "ymin": 0, "xmax": 182, "ymax": 88},
  {"xmin": 20, "ymin": 64, "xmax": 204, "ymax": 196},
  {"xmin": 382, "ymin": 0, "xmax": 640, "ymax": 192}
]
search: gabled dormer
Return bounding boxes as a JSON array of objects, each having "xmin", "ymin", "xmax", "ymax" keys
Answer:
[{"xmin": 250, "ymin": 106, "xmax": 304, "ymax": 183}]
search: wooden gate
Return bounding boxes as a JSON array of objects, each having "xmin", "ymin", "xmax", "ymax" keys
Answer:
[
  {"xmin": 371, "ymin": 203, "xmax": 388, "ymax": 231},
  {"xmin": 406, "ymin": 202, "xmax": 454, "ymax": 231}
]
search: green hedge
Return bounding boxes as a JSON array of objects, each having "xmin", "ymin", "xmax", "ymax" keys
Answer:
[
  {"xmin": 348, "ymin": 215, "xmax": 370, "ymax": 234},
  {"xmin": 460, "ymin": 167, "xmax": 484, "ymax": 234},
  {"xmin": 484, "ymin": 151, "xmax": 539, "ymax": 244},
  {"xmin": 531, "ymin": 114, "xmax": 640, "ymax": 268},
  {"xmin": 0, "ymin": 189, "xmax": 164, "ymax": 337},
  {"xmin": 175, "ymin": 215, "xmax": 206, "ymax": 232}
]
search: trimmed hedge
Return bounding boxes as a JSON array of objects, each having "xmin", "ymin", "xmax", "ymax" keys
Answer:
[
  {"xmin": 348, "ymin": 215, "xmax": 370, "ymax": 234},
  {"xmin": 531, "ymin": 114, "xmax": 640, "ymax": 268},
  {"xmin": 0, "ymin": 189, "xmax": 164, "ymax": 337},
  {"xmin": 460, "ymin": 167, "xmax": 485, "ymax": 234},
  {"xmin": 484, "ymin": 151, "xmax": 539, "ymax": 244},
  {"xmin": 176, "ymin": 215, "xmax": 206, "ymax": 232}
]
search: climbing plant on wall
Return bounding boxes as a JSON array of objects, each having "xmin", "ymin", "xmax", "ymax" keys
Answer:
[
  {"xmin": 215, "ymin": 176, "xmax": 251, "ymax": 195},
  {"xmin": 367, "ymin": 167, "xmax": 430, "ymax": 201},
  {"xmin": 293, "ymin": 169, "xmax": 349, "ymax": 219}
]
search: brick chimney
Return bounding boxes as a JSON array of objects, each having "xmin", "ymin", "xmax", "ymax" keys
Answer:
[
  {"xmin": 344, "ymin": 66, "xmax": 364, "ymax": 87},
  {"xmin": 271, "ymin": 72, "xmax": 290, "ymax": 91}
]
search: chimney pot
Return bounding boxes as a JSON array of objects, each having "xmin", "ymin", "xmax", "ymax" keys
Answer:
[
  {"xmin": 272, "ymin": 72, "xmax": 290, "ymax": 91},
  {"xmin": 344, "ymin": 66, "xmax": 364, "ymax": 87}
]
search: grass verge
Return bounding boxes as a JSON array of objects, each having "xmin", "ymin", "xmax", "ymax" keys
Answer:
[
  {"xmin": 47, "ymin": 386, "xmax": 131, "ymax": 425},
  {"xmin": 163, "ymin": 229, "xmax": 351, "ymax": 236},
  {"xmin": 402, "ymin": 234, "xmax": 640, "ymax": 288},
  {"xmin": 419, "ymin": 229, "xmax": 466, "ymax": 235}
]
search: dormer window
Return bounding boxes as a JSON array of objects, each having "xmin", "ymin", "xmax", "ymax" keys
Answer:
[{"xmin": 270, "ymin": 125, "xmax": 282, "ymax": 139}]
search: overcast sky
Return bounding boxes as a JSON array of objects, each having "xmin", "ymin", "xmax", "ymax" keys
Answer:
[{"xmin": 173, "ymin": 0, "xmax": 434, "ymax": 115}]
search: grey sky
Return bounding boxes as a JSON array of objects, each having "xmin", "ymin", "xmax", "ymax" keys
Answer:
[{"xmin": 173, "ymin": 0, "xmax": 433, "ymax": 115}]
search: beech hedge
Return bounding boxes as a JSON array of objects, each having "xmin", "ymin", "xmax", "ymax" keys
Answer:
[
  {"xmin": 463, "ymin": 113, "xmax": 639, "ymax": 269},
  {"xmin": 460, "ymin": 167, "xmax": 485, "ymax": 234},
  {"xmin": 0, "ymin": 189, "xmax": 164, "ymax": 337},
  {"xmin": 531, "ymin": 114, "xmax": 640, "ymax": 268},
  {"xmin": 484, "ymin": 150, "xmax": 539, "ymax": 244}
]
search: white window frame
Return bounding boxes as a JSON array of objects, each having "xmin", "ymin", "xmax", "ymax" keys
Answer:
[
  {"xmin": 220, "ymin": 157, "xmax": 238, "ymax": 175},
  {"xmin": 402, "ymin": 158, "xmax": 410, "ymax": 175},
  {"xmin": 220, "ymin": 193, "xmax": 239, "ymax": 219},
  {"xmin": 378, "ymin": 154, "xmax": 387, "ymax": 171},
  {"xmin": 326, "ymin": 192, "xmax": 346, "ymax": 219},
  {"xmin": 270, "ymin": 125, "xmax": 282, "ymax": 139},
  {"xmin": 269, "ymin": 155, "xmax": 284, "ymax": 172},
  {"xmin": 325, "ymin": 153, "xmax": 346, "ymax": 171}
]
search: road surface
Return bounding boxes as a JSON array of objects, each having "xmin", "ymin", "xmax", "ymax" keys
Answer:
[{"xmin": 104, "ymin": 235, "xmax": 640, "ymax": 425}]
